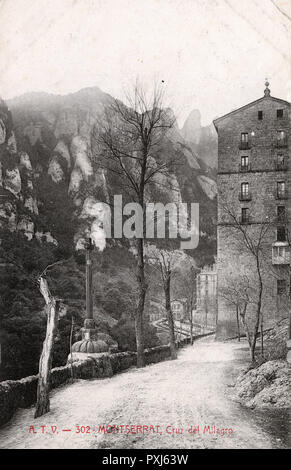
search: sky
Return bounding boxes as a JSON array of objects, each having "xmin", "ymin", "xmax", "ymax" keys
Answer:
[{"xmin": 0, "ymin": 0, "xmax": 290, "ymax": 126}]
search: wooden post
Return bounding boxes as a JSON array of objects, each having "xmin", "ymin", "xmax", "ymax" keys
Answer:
[
  {"xmin": 34, "ymin": 277, "xmax": 60, "ymax": 418},
  {"xmin": 69, "ymin": 316, "xmax": 74, "ymax": 381}
]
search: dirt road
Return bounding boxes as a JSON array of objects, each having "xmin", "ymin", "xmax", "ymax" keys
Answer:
[{"xmin": 0, "ymin": 337, "xmax": 289, "ymax": 449}]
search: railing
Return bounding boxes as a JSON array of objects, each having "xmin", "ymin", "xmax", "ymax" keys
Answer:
[
  {"xmin": 272, "ymin": 247, "xmax": 290, "ymax": 265},
  {"xmin": 239, "ymin": 192, "xmax": 252, "ymax": 201},
  {"xmin": 276, "ymin": 190, "xmax": 288, "ymax": 200},
  {"xmin": 239, "ymin": 163, "xmax": 251, "ymax": 172},
  {"xmin": 274, "ymin": 161, "xmax": 288, "ymax": 171}
]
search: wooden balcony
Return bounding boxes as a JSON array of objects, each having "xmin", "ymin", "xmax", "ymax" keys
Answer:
[{"xmin": 272, "ymin": 244, "xmax": 290, "ymax": 265}]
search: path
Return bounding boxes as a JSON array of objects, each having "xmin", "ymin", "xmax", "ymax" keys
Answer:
[{"xmin": 0, "ymin": 337, "xmax": 289, "ymax": 449}]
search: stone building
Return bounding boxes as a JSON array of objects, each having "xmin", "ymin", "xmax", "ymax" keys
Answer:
[
  {"xmin": 146, "ymin": 299, "xmax": 165, "ymax": 323},
  {"xmin": 213, "ymin": 82, "xmax": 291, "ymax": 339},
  {"xmin": 171, "ymin": 298, "xmax": 188, "ymax": 321},
  {"xmin": 194, "ymin": 263, "xmax": 217, "ymax": 329}
]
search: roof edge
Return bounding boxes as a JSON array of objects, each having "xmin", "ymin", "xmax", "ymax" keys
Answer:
[{"xmin": 213, "ymin": 95, "xmax": 291, "ymax": 127}]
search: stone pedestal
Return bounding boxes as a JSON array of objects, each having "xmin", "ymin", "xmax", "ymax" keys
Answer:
[{"xmin": 69, "ymin": 318, "xmax": 110, "ymax": 362}]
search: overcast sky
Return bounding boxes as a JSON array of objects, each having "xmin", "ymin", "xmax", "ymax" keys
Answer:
[{"xmin": 0, "ymin": 0, "xmax": 290, "ymax": 126}]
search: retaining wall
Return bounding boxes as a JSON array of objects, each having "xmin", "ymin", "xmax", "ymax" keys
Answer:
[{"xmin": 0, "ymin": 337, "xmax": 193, "ymax": 427}]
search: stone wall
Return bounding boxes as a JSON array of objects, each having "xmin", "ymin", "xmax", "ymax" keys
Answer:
[{"xmin": 0, "ymin": 338, "xmax": 191, "ymax": 428}]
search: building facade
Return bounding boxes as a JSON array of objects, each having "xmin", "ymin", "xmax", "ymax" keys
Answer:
[
  {"xmin": 146, "ymin": 299, "xmax": 165, "ymax": 323},
  {"xmin": 194, "ymin": 263, "xmax": 217, "ymax": 329},
  {"xmin": 171, "ymin": 299, "xmax": 188, "ymax": 321},
  {"xmin": 214, "ymin": 82, "xmax": 291, "ymax": 339}
]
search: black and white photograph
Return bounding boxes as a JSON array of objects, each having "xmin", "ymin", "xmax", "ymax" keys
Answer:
[{"xmin": 0, "ymin": 0, "xmax": 290, "ymax": 455}]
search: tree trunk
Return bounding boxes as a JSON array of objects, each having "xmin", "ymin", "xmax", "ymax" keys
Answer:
[
  {"xmin": 236, "ymin": 305, "xmax": 241, "ymax": 342},
  {"xmin": 240, "ymin": 305, "xmax": 253, "ymax": 360},
  {"xmin": 189, "ymin": 309, "xmax": 193, "ymax": 345},
  {"xmin": 135, "ymin": 237, "xmax": 146, "ymax": 368},
  {"xmin": 250, "ymin": 335, "xmax": 256, "ymax": 363},
  {"xmin": 252, "ymin": 258, "xmax": 263, "ymax": 363},
  {"xmin": 164, "ymin": 274, "xmax": 177, "ymax": 360},
  {"xmin": 35, "ymin": 277, "xmax": 60, "ymax": 418},
  {"xmin": 260, "ymin": 309, "xmax": 264, "ymax": 357},
  {"xmin": 69, "ymin": 316, "xmax": 74, "ymax": 382}
]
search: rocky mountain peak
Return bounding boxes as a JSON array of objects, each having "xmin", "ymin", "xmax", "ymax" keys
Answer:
[{"xmin": 181, "ymin": 109, "xmax": 202, "ymax": 144}]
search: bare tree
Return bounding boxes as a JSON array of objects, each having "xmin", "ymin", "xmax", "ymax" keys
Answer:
[
  {"xmin": 35, "ymin": 261, "xmax": 66, "ymax": 418},
  {"xmin": 147, "ymin": 247, "xmax": 180, "ymax": 359},
  {"xmin": 157, "ymin": 251, "xmax": 178, "ymax": 359},
  {"xmin": 220, "ymin": 275, "xmax": 255, "ymax": 346},
  {"xmin": 174, "ymin": 263, "xmax": 199, "ymax": 345},
  {"xmin": 92, "ymin": 83, "xmax": 175, "ymax": 367},
  {"xmin": 185, "ymin": 266, "xmax": 198, "ymax": 345},
  {"xmin": 221, "ymin": 203, "xmax": 272, "ymax": 363},
  {"xmin": 34, "ymin": 275, "xmax": 60, "ymax": 418}
]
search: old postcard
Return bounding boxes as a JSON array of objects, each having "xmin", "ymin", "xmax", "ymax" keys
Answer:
[{"xmin": 0, "ymin": 0, "xmax": 290, "ymax": 456}]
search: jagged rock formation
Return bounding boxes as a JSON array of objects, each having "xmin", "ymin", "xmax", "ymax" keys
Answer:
[
  {"xmin": 0, "ymin": 90, "xmax": 219, "ymax": 379},
  {"xmin": 181, "ymin": 108, "xmax": 218, "ymax": 169},
  {"xmin": 0, "ymin": 87, "xmax": 217, "ymax": 257}
]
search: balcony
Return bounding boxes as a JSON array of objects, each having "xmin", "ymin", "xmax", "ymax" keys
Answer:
[
  {"xmin": 239, "ymin": 142, "xmax": 250, "ymax": 150},
  {"xmin": 272, "ymin": 243, "xmax": 290, "ymax": 265},
  {"xmin": 239, "ymin": 192, "xmax": 252, "ymax": 201},
  {"xmin": 239, "ymin": 163, "xmax": 251, "ymax": 172},
  {"xmin": 276, "ymin": 190, "xmax": 288, "ymax": 200},
  {"xmin": 274, "ymin": 161, "xmax": 288, "ymax": 171}
]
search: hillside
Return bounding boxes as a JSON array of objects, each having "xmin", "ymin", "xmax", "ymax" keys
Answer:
[{"xmin": 0, "ymin": 87, "xmax": 217, "ymax": 379}]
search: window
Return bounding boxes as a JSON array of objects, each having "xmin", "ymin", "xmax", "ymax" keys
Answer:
[
  {"xmin": 273, "ymin": 245, "xmax": 287, "ymax": 258},
  {"xmin": 277, "ymin": 206, "xmax": 286, "ymax": 222},
  {"xmin": 240, "ymin": 182, "xmax": 251, "ymax": 201},
  {"xmin": 277, "ymin": 153, "xmax": 284, "ymax": 165},
  {"xmin": 277, "ymin": 130, "xmax": 287, "ymax": 146},
  {"xmin": 277, "ymin": 247, "xmax": 285, "ymax": 257},
  {"xmin": 277, "ymin": 181, "xmax": 286, "ymax": 198},
  {"xmin": 240, "ymin": 133, "xmax": 249, "ymax": 149},
  {"xmin": 273, "ymin": 246, "xmax": 286, "ymax": 258},
  {"xmin": 258, "ymin": 110, "xmax": 263, "ymax": 120},
  {"xmin": 241, "ymin": 182, "xmax": 249, "ymax": 196},
  {"xmin": 277, "ymin": 226, "xmax": 286, "ymax": 242},
  {"xmin": 277, "ymin": 109, "xmax": 283, "ymax": 118},
  {"xmin": 277, "ymin": 279, "xmax": 286, "ymax": 295},
  {"xmin": 277, "ymin": 154, "xmax": 284, "ymax": 164},
  {"xmin": 276, "ymin": 154, "xmax": 286, "ymax": 170},
  {"xmin": 241, "ymin": 156, "xmax": 249, "ymax": 169},
  {"xmin": 241, "ymin": 208, "xmax": 249, "ymax": 223}
]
